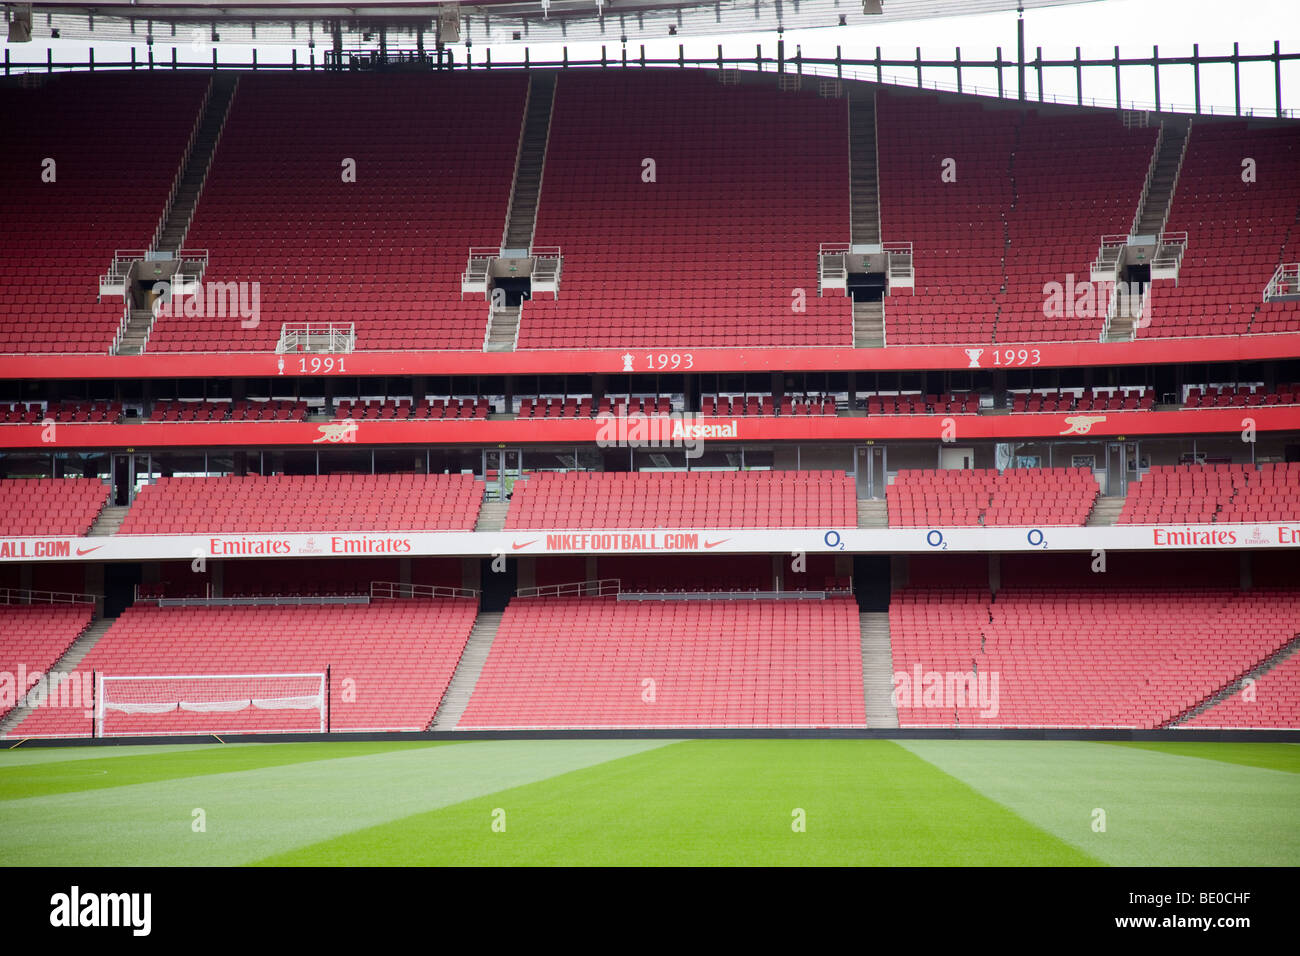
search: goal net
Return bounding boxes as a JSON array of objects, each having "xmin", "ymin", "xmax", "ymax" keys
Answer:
[{"xmin": 95, "ymin": 673, "xmax": 326, "ymax": 737}]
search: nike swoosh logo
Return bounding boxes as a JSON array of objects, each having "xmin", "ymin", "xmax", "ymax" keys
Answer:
[
  {"xmin": 511, "ymin": 540, "xmax": 540, "ymax": 550},
  {"xmin": 76, "ymin": 546, "xmax": 104, "ymax": 556},
  {"xmin": 703, "ymin": 538, "xmax": 731, "ymax": 549}
]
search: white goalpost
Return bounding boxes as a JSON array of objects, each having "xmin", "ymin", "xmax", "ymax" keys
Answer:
[{"xmin": 95, "ymin": 673, "xmax": 327, "ymax": 737}]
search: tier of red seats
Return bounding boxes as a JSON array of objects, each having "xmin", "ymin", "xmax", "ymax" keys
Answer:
[
  {"xmin": 1118, "ymin": 462, "xmax": 1300, "ymax": 524},
  {"xmin": 1011, "ymin": 387, "xmax": 1153, "ymax": 413},
  {"xmin": 504, "ymin": 470, "xmax": 856, "ymax": 530},
  {"xmin": 335, "ymin": 398, "xmax": 489, "ymax": 420},
  {"xmin": 1143, "ymin": 122, "xmax": 1300, "ymax": 337},
  {"xmin": 147, "ymin": 73, "xmax": 526, "ymax": 352},
  {"xmin": 889, "ymin": 586, "xmax": 1300, "ymax": 728},
  {"xmin": 887, "ymin": 467, "xmax": 1099, "ymax": 527},
  {"xmin": 0, "ymin": 478, "xmax": 108, "ymax": 536},
  {"xmin": 995, "ymin": 113, "xmax": 1156, "ymax": 342},
  {"xmin": 877, "ymin": 91, "xmax": 1157, "ymax": 345},
  {"xmin": 0, "ymin": 602, "xmax": 94, "ymax": 722},
  {"xmin": 117, "ymin": 474, "xmax": 482, "ymax": 534},
  {"xmin": 517, "ymin": 73, "xmax": 850, "ymax": 348},
  {"xmin": 1184, "ymin": 383, "xmax": 1300, "ymax": 408},
  {"xmin": 1218, "ymin": 463, "xmax": 1300, "ymax": 523},
  {"xmin": 0, "ymin": 401, "xmax": 124, "ymax": 424},
  {"xmin": 149, "ymin": 399, "xmax": 306, "ymax": 422},
  {"xmin": 10, "ymin": 598, "xmax": 477, "ymax": 736},
  {"xmin": 458, "ymin": 595, "xmax": 864, "ymax": 728},
  {"xmin": 0, "ymin": 73, "xmax": 210, "ymax": 353},
  {"xmin": 864, "ymin": 392, "xmax": 979, "ymax": 415},
  {"xmin": 516, "ymin": 397, "xmax": 592, "ymax": 419},
  {"xmin": 702, "ymin": 395, "xmax": 836, "ymax": 417},
  {"xmin": 3, "ymin": 72, "xmax": 1295, "ymax": 354},
  {"xmin": 1181, "ymin": 653, "xmax": 1300, "ymax": 729},
  {"xmin": 335, "ymin": 394, "xmax": 833, "ymax": 420},
  {"xmin": 516, "ymin": 396, "xmax": 675, "ymax": 418}
]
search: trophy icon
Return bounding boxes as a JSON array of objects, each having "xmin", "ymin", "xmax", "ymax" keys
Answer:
[{"xmin": 964, "ymin": 348, "xmax": 984, "ymax": 369}]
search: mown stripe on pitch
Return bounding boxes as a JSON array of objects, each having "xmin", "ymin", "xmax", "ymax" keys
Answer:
[
  {"xmin": 0, "ymin": 740, "xmax": 455, "ymax": 801},
  {"xmin": 1106, "ymin": 740, "xmax": 1300, "ymax": 774},
  {"xmin": 899, "ymin": 740, "xmax": 1300, "ymax": 867},
  {"xmin": 0, "ymin": 739, "xmax": 677, "ymax": 866},
  {"xmin": 260, "ymin": 739, "xmax": 1098, "ymax": 866},
  {"xmin": 0, "ymin": 742, "xmax": 221, "ymax": 767}
]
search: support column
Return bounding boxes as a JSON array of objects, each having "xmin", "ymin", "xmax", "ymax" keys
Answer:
[
  {"xmin": 1016, "ymin": 11, "xmax": 1025, "ymax": 100},
  {"xmin": 1275, "ymin": 41, "xmax": 1284, "ymax": 119},
  {"xmin": 1152, "ymin": 45, "xmax": 1160, "ymax": 113},
  {"xmin": 1114, "ymin": 46, "xmax": 1122, "ymax": 110},
  {"xmin": 461, "ymin": 556, "xmax": 481, "ymax": 593},
  {"xmin": 516, "ymin": 557, "xmax": 536, "ymax": 590},
  {"xmin": 1193, "ymin": 44, "xmax": 1201, "ymax": 114},
  {"xmin": 890, "ymin": 555, "xmax": 909, "ymax": 591},
  {"xmin": 1233, "ymin": 42, "xmax": 1241, "ymax": 116}
]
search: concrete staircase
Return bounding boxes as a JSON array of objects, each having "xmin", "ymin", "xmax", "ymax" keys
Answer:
[
  {"xmin": 502, "ymin": 72, "xmax": 556, "ymax": 250},
  {"xmin": 860, "ymin": 611, "xmax": 899, "ymax": 728},
  {"xmin": 1086, "ymin": 496, "xmax": 1125, "ymax": 526},
  {"xmin": 475, "ymin": 501, "xmax": 510, "ymax": 532},
  {"xmin": 0, "ymin": 617, "xmax": 113, "ymax": 738},
  {"xmin": 853, "ymin": 300, "xmax": 885, "ymax": 348},
  {"xmin": 1102, "ymin": 307, "xmax": 1140, "ymax": 342},
  {"xmin": 430, "ymin": 612, "xmax": 502, "ymax": 729},
  {"xmin": 848, "ymin": 91, "xmax": 881, "ymax": 245},
  {"xmin": 1165, "ymin": 633, "xmax": 1300, "ymax": 728},
  {"xmin": 114, "ymin": 308, "xmax": 157, "ymax": 356},
  {"xmin": 857, "ymin": 499, "xmax": 888, "ymax": 528},
  {"xmin": 1133, "ymin": 117, "xmax": 1191, "ymax": 237},
  {"xmin": 154, "ymin": 73, "xmax": 240, "ymax": 255},
  {"xmin": 484, "ymin": 304, "xmax": 520, "ymax": 352},
  {"xmin": 89, "ymin": 505, "xmax": 129, "ymax": 536}
]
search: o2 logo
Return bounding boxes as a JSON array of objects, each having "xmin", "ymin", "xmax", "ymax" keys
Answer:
[
  {"xmin": 1026, "ymin": 528, "xmax": 1049, "ymax": 549},
  {"xmin": 823, "ymin": 530, "xmax": 846, "ymax": 551},
  {"xmin": 927, "ymin": 530, "xmax": 948, "ymax": 550}
]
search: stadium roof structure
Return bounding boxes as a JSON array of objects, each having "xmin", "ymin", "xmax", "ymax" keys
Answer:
[{"xmin": 5, "ymin": 0, "xmax": 1099, "ymax": 46}]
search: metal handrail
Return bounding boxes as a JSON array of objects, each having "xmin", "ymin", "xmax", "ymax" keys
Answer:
[
  {"xmin": 369, "ymin": 581, "xmax": 480, "ymax": 601},
  {"xmin": 1130, "ymin": 122, "xmax": 1164, "ymax": 237},
  {"xmin": 500, "ymin": 78, "xmax": 534, "ymax": 251},
  {"xmin": 151, "ymin": 77, "xmax": 212, "ymax": 253},
  {"xmin": 1156, "ymin": 119, "xmax": 1193, "ymax": 240},
  {"xmin": 110, "ymin": 303, "xmax": 129, "ymax": 355},
  {"xmin": 0, "ymin": 587, "xmax": 97, "ymax": 605},
  {"xmin": 3, "ymin": 51, "xmax": 1297, "ymax": 121},
  {"xmin": 276, "ymin": 322, "xmax": 356, "ymax": 354},
  {"xmin": 1263, "ymin": 263, "xmax": 1300, "ymax": 302},
  {"xmin": 515, "ymin": 578, "xmax": 621, "ymax": 598}
]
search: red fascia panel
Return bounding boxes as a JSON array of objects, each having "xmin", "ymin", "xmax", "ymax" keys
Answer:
[
  {"xmin": 4, "ymin": 405, "xmax": 1298, "ymax": 450},
  {"xmin": 2, "ymin": 333, "xmax": 1299, "ymax": 380}
]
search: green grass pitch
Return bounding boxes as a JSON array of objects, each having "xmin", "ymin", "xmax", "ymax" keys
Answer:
[{"xmin": 1, "ymin": 739, "xmax": 1296, "ymax": 866}]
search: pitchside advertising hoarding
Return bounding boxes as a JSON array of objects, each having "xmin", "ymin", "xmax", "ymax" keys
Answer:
[{"xmin": 0, "ymin": 523, "xmax": 1296, "ymax": 561}]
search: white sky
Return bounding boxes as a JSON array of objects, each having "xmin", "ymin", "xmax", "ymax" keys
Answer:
[{"xmin": 4, "ymin": 0, "xmax": 1297, "ymax": 115}]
